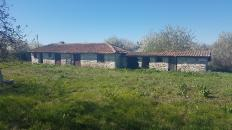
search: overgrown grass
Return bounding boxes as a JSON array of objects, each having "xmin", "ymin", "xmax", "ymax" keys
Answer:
[{"xmin": 0, "ymin": 62, "xmax": 232, "ymax": 130}]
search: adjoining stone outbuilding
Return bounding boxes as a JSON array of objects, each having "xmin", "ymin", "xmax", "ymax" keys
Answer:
[
  {"xmin": 126, "ymin": 51, "xmax": 211, "ymax": 72},
  {"xmin": 30, "ymin": 43, "xmax": 211, "ymax": 72}
]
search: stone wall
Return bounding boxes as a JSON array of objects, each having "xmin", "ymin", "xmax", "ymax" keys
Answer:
[
  {"xmin": 31, "ymin": 52, "xmax": 209, "ymax": 72},
  {"xmin": 31, "ymin": 53, "xmax": 39, "ymax": 64},
  {"xmin": 43, "ymin": 53, "xmax": 55, "ymax": 64},
  {"xmin": 31, "ymin": 53, "xmax": 119, "ymax": 69},
  {"xmin": 61, "ymin": 54, "xmax": 74, "ymax": 65},
  {"xmin": 149, "ymin": 57, "xmax": 169, "ymax": 71},
  {"xmin": 177, "ymin": 57, "xmax": 208, "ymax": 72},
  {"xmin": 80, "ymin": 53, "xmax": 116, "ymax": 69}
]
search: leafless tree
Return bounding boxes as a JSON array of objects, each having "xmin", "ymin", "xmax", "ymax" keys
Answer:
[
  {"xmin": 105, "ymin": 36, "xmax": 139, "ymax": 51},
  {"xmin": 0, "ymin": 0, "xmax": 26, "ymax": 59},
  {"xmin": 211, "ymin": 32, "xmax": 232, "ymax": 72}
]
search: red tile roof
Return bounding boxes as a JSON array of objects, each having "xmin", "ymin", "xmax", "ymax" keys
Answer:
[
  {"xmin": 127, "ymin": 50, "xmax": 211, "ymax": 57},
  {"xmin": 31, "ymin": 43, "xmax": 210, "ymax": 57},
  {"xmin": 30, "ymin": 43, "xmax": 127, "ymax": 54}
]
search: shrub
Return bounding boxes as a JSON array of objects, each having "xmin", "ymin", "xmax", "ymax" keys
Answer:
[
  {"xmin": 0, "ymin": 122, "xmax": 7, "ymax": 130},
  {"xmin": 200, "ymin": 86, "xmax": 210, "ymax": 98}
]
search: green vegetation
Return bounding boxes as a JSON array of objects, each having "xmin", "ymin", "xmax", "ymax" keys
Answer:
[{"xmin": 0, "ymin": 62, "xmax": 232, "ymax": 130}]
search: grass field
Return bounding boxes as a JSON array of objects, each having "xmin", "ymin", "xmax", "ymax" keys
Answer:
[{"xmin": 0, "ymin": 62, "xmax": 232, "ymax": 130}]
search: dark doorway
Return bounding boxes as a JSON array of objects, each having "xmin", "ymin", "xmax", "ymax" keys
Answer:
[
  {"xmin": 127, "ymin": 57, "xmax": 139, "ymax": 69},
  {"xmin": 117, "ymin": 54, "xmax": 126, "ymax": 68},
  {"xmin": 142, "ymin": 57, "xmax": 150, "ymax": 68},
  {"xmin": 97, "ymin": 54, "xmax": 105, "ymax": 63},
  {"xmin": 55, "ymin": 53, "xmax": 61, "ymax": 65},
  {"xmin": 168, "ymin": 57, "xmax": 177, "ymax": 71},
  {"xmin": 74, "ymin": 54, "xmax": 81, "ymax": 66},
  {"xmin": 38, "ymin": 53, "xmax": 43, "ymax": 63}
]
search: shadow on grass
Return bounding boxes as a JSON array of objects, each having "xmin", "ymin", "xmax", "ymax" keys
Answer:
[
  {"xmin": 0, "ymin": 94, "xmax": 155, "ymax": 130},
  {"xmin": 0, "ymin": 81, "xmax": 65, "ymax": 101}
]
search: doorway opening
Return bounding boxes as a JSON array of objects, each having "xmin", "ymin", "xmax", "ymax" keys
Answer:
[
  {"xmin": 127, "ymin": 57, "xmax": 139, "ymax": 69},
  {"xmin": 38, "ymin": 53, "xmax": 43, "ymax": 63},
  {"xmin": 168, "ymin": 57, "xmax": 177, "ymax": 71},
  {"xmin": 142, "ymin": 57, "xmax": 150, "ymax": 68},
  {"xmin": 74, "ymin": 54, "xmax": 81, "ymax": 66},
  {"xmin": 55, "ymin": 53, "xmax": 61, "ymax": 65}
]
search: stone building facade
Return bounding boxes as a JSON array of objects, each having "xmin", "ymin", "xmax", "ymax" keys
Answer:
[
  {"xmin": 176, "ymin": 57, "xmax": 209, "ymax": 72},
  {"xmin": 30, "ymin": 43, "xmax": 211, "ymax": 72},
  {"xmin": 149, "ymin": 57, "xmax": 169, "ymax": 71},
  {"xmin": 30, "ymin": 43, "xmax": 127, "ymax": 69},
  {"xmin": 126, "ymin": 51, "xmax": 211, "ymax": 72}
]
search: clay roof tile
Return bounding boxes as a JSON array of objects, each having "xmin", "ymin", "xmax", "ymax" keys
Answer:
[
  {"xmin": 127, "ymin": 50, "xmax": 211, "ymax": 57},
  {"xmin": 30, "ymin": 43, "xmax": 128, "ymax": 54}
]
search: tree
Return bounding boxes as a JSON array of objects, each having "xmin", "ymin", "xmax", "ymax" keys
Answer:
[
  {"xmin": 211, "ymin": 32, "xmax": 232, "ymax": 72},
  {"xmin": 28, "ymin": 34, "xmax": 42, "ymax": 49},
  {"xmin": 105, "ymin": 36, "xmax": 139, "ymax": 51},
  {"xmin": 0, "ymin": 0, "xmax": 26, "ymax": 59},
  {"xmin": 140, "ymin": 26, "xmax": 198, "ymax": 52}
]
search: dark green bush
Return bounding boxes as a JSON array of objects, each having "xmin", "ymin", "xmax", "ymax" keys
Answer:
[{"xmin": 200, "ymin": 86, "xmax": 210, "ymax": 98}]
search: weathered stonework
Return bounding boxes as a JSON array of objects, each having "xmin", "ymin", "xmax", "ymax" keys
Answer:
[
  {"xmin": 43, "ymin": 53, "xmax": 55, "ymax": 64},
  {"xmin": 177, "ymin": 57, "xmax": 208, "ymax": 72},
  {"xmin": 30, "ymin": 43, "xmax": 211, "ymax": 72},
  {"xmin": 30, "ymin": 51, "xmax": 210, "ymax": 72},
  {"xmin": 177, "ymin": 64, "xmax": 206, "ymax": 72},
  {"xmin": 61, "ymin": 54, "xmax": 73, "ymax": 65},
  {"xmin": 80, "ymin": 53, "xmax": 116, "ymax": 69},
  {"xmin": 149, "ymin": 57, "xmax": 169, "ymax": 71}
]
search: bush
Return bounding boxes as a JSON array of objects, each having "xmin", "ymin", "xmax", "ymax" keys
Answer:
[
  {"xmin": 0, "ymin": 122, "xmax": 7, "ymax": 130},
  {"xmin": 200, "ymin": 86, "xmax": 210, "ymax": 98}
]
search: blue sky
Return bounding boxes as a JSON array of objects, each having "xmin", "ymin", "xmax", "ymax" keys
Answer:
[{"xmin": 8, "ymin": 0, "xmax": 232, "ymax": 45}]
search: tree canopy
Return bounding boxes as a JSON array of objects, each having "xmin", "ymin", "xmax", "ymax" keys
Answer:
[
  {"xmin": 211, "ymin": 32, "xmax": 232, "ymax": 72},
  {"xmin": 105, "ymin": 36, "xmax": 138, "ymax": 51},
  {"xmin": 0, "ymin": 0, "xmax": 26, "ymax": 59},
  {"xmin": 140, "ymin": 26, "xmax": 198, "ymax": 52}
]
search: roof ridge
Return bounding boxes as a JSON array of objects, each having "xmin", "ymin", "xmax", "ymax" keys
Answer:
[
  {"xmin": 48, "ymin": 42, "xmax": 83, "ymax": 45},
  {"xmin": 106, "ymin": 43, "xmax": 116, "ymax": 53},
  {"xmin": 126, "ymin": 50, "xmax": 211, "ymax": 57}
]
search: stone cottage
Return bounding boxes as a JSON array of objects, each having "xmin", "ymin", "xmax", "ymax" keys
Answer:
[
  {"xmin": 30, "ymin": 43, "xmax": 127, "ymax": 69},
  {"xmin": 30, "ymin": 43, "xmax": 211, "ymax": 72}
]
